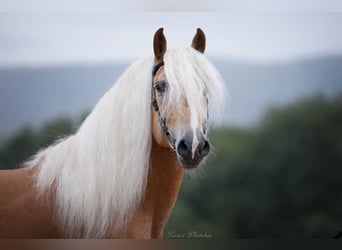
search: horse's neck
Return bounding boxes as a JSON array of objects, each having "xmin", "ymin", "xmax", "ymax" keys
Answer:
[
  {"xmin": 125, "ymin": 140, "xmax": 184, "ymax": 238},
  {"xmin": 147, "ymin": 138, "xmax": 184, "ymax": 212}
]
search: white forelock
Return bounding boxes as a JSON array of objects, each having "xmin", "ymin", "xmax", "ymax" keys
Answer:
[{"xmin": 162, "ymin": 47, "xmax": 224, "ymax": 121}]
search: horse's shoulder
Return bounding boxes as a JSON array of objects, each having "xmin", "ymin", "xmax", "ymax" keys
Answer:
[{"xmin": 0, "ymin": 167, "xmax": 37, "ymax": 204}]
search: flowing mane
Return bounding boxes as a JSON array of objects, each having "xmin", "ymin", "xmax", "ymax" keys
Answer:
[{"xmin": 23, "ymin": 46, "xmax": 224, "ymax": 238}]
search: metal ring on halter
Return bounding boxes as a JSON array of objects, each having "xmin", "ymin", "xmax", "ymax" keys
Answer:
[{"xmin": 165, "ymin": 129, "xmax": 176, "ymax": 150}]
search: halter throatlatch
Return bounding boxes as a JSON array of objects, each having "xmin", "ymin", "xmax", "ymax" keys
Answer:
[{"xmin": 151, "ymin": 61, "xmax": 176, "ymax": 150}]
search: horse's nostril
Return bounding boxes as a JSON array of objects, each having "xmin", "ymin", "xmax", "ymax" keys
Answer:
[
  {"xmin": 201, "ymin": 140, "xmax": 210, "ymax": 157},
  {"xmin": 177, "ymin": 139, "xmax": 191, "ymax": 158}
]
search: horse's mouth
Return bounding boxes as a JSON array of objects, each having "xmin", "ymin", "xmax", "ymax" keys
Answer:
[{"xmin": 177, "ymin": 155, "xmax": 204, "ymax": 169}]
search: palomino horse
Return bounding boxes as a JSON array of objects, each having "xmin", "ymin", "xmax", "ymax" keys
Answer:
[{"xmin": 0, "ymin": 28, "xmax": 224, "ymax": 238}]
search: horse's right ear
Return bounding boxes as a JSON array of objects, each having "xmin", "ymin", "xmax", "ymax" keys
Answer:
[{"xmin": 153, "ymin": 27, "xmax": 167, "ymax": 61}]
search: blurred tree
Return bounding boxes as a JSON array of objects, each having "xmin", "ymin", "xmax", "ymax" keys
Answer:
[
  {"xmin": 37, "ymin": 117, "xmax": 75, "ymax": 147},
  {"xmin": 0, "ymin": 115, "xmax": 78, "ymax": 170},
  {"xmin": 0, "ymin": 126, "xmax": 36, "ymax": 169},
  {"xmin": 166, "ymin": 95, "xmax": 342, "ymax": 238}
]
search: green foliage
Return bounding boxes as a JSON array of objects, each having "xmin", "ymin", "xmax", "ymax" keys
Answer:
[
  {"xmin": 166, "ymin": 96, "xmax": 342, "ymax": 238},
  {"xmin": 0, "ymin": 96, "xmax": 341, "ymax": 238},
  {"xmin": 0, "ymin": 116, "xmax": 76, "ymax": 170},
  {"xmin": 0, "ymin": 126, "xmax": 36, "ymax": 169}
]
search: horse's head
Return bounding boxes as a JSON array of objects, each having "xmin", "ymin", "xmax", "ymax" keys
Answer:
[{"xmin": 151, "ymin": 28, "xmax": 217, "ymax": 169}]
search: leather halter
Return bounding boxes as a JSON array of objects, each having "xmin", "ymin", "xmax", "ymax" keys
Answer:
[{"xmin": 151, "ymin": 61, "xmax": 176, "ymax": 150}]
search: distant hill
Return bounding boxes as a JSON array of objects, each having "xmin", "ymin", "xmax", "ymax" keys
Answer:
[
  {"xmin": 214, "ymin": 55, "xmax": 342, "ymax": 126},
  {"xmin": 0, "ymin": 63, "xmax": 127, "ymax": 138},
  {"xmin": 0, "ymin": 56, "xmax": 342, "ymax": 138}
]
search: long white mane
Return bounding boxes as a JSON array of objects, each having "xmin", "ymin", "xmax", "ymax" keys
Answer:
[{"xmin": 25, "ymin": 46, "xmax": 224, "ymax": 238}]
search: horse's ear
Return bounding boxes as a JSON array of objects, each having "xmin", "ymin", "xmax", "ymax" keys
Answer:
[
  {"xmin": 191, "ymin": 28, "xmax": 206, "ymax": 54},
  {"xmin": 153, "ymin": 27, "xmax": 167, "ymax": 61}
]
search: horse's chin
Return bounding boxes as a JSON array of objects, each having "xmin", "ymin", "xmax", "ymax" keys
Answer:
[{"xmin": 177, "ymin": 156, "xmax": 204, "ymax": 169}]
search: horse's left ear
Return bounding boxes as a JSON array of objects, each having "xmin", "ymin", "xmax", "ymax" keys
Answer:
[
  {"xmin": 153, "ymin": 27, "xmax": 167, "ymax": 61},
  {"xmin": 191, "ymin": 28, "xmax": 206, "ymax": 54}
]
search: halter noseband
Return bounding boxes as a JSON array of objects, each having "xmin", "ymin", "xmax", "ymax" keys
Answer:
[{"xmin": 151, "ymin": 61, "xmax": 176, "ymax": 150}]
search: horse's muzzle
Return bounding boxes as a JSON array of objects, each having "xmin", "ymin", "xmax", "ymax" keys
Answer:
[{"xmin": 176, "ymin": 132, "xmax": 210, "ymax": 169}]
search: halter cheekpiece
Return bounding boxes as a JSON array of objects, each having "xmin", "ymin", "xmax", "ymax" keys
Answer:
[{"xmin": 151, "ymin": 61, "xmax": 176, "ymax": 150}]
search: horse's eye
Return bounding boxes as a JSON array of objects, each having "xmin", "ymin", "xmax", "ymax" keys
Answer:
[{"xmin": 155, "ymin": 81, "xmax": 167, "ymax": 95}]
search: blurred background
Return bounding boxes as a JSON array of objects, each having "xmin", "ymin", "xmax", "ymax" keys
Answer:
[{"xmin": 1, "ymin": 1, "xmax": 342, "ymax": 238}]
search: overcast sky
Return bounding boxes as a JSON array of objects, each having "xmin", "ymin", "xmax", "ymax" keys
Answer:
[{"xmin": 1, "ymin": 1, "xmax": 342, "ymax": 66}]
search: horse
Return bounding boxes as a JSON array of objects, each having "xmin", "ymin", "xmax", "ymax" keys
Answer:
[{"xmin": 0, "ymin": 28, "xmax": 224, "ymax": 238}]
